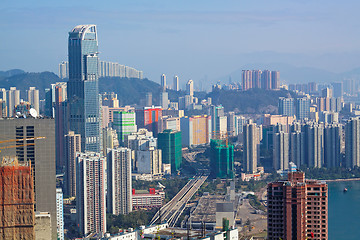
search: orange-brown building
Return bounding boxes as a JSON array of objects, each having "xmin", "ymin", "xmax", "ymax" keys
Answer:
[
  {"xmin": 0, "ymin": 160, "xmax": 35, "ymax": 240},
  {"xmin": 267, "ymin": 172, "xmax": 328, "ymax": 240},
  {"xmin": 136, "ymin": 106, "xmax": 162, "ymax": 137},
  {"xmin": 180, "ymin": 115, "xmax": 211, "ymax": 146}
]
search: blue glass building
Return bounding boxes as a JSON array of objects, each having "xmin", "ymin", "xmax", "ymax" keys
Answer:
[{"xmin": 68, "ymin": 25, "xmax": 100, "ymax": 152}]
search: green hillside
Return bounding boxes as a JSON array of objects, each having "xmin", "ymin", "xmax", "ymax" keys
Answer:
[
  {"xmin": 0, "ymin": 71, "xmax": 295, "ymax": 113},
  {"xmin": 0, "ymin": 71, "xmax": 59, "ymax": 99},
  {"xmin": 207, "ymin": 88, "xmax": 296, "ymax": 114},
  {"xmin": 0, "ymin": 71, "xmax": 164, "ymax": 104},
  {"xmin": 99, "ymin": 77, "xmax": 162, "ymax": 105}
]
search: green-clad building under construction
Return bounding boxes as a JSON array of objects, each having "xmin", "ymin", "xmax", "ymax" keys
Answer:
[
  {"xmin": 210, "ymin": 139, "xmax": 234, "ymax": 179},
  {"xmin": 158, "ymin": 129, "xmax": 182, "ymax": 173}
]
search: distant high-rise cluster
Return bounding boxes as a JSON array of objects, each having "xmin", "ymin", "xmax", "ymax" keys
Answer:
[
  {"xmin": 242, "ymin": 70, "xmax": 280, "ymax": 91},
  {"xmin": 98, "ymin": 61, "xmax": 143, "ymax": 79},
  {"xmin": 279, "ymin": 95, "xmax": 342, "ymax": 122},
  {"xmin": 271, "ymin": 122, "xmax": 342, "ymax": 171},
  {"xmin": 0, "ymin": 87, "xmax": 41, "ymax": 118},
  {"xmin": 59, "ymin": 60, "xmax": 143, "ymax": 79},
  {"xmin": 278, "ymin": 97, "xmax": 311, "ymax": 120}
]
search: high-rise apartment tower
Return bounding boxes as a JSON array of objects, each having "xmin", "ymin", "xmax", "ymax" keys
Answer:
[
  {"xmin": 173, "ymin": 75, "xmax": 179, "ymax": 91},
  {"xmin": 267, "ymin": 172, "xmax": 328, "ymax": 240},
  {"xmin": 76, "ymin": 152, "xmax": 106, "ymax": 236},
  {"xmin": 161, "ymin": 74, "xmax": 166, "ymax": 91},
  {"xmin": 64, "ymin": 131, "xmax": 81, "ymax": 197},
  {"xmin": 107, "ymin": 148, "xmax": 133, "ymax": 215}
]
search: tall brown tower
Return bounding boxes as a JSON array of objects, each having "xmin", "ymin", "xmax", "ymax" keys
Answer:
[
  {"xmin": 267, "ymin": 172, "xmax": 328, "ymax": 240},
  {"xmin": 0, "ymin": 159, "xmax": 35, "ymax": 240}
]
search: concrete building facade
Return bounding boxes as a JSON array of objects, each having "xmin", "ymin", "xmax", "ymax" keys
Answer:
[
  {"xmin": 273, "ymin": 131, "xmax": 289, "ymax": 171},
  {"xmin": 158, "ymin": 116, "xmax": 180, "ymax": 133},
  {"xmin": 54, "ymin": 83, "xmax": 68, "ymax": 172},
  {"xmin": 107, "ymin": 148, "xmax": 133, "ymax": 215},
  {"xmin": 0, "ymin": 118, "xmax": 57, "ymax": 239},
  {"xmin": 345, "ymin": 118, "xmax": 360, "ymax": 168},
  {"xmin": 137, "ymin": 148, "xmax": 162, "ymax": 175},
  {"xmin": 76, "ymin": 152, "xmax": 106, "ymax": 236},
  {"xmin": 243, "ymin": 123, "xmax": 260, "ymax": 173},
  {"xmin": 27, "ymin": 87, "xmax": 40, "ymax": 114},
  {"xmin": 56, "ymin": 188, "xmax": 64, "ymax": 240},
  {"xmin": 64, "ymin": 131, "xmax": 81, "ymax": 197},
  {"xmin": 7, "ymin": 87, "xmax": 20, "ymax": 117},
  {"xmin": 278, "ymin": 97, "xmax": 295, "ymax": 117}
]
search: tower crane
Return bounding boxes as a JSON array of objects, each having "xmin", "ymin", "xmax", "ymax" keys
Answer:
[{"xmin": 0, "ymin": 136, "xmax": 46, "ymax": 165}]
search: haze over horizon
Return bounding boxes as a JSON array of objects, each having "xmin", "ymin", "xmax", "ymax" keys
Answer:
[{"xmin": 2, "ymin": 0, "xmax": 360, "ymax": 86}]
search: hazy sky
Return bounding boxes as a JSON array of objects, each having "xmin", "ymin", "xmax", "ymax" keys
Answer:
[{"xmin": 1, "ymin": 0, "xmax": 360, "ymax": 86}]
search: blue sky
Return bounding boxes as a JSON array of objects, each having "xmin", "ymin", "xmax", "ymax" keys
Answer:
[{"xmin": 1, "ymin": 0, "xmax": 360, "ymax": 86}]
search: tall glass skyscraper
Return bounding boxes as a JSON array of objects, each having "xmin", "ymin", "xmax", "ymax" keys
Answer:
[{"xmin": 68, "ymin": 25, "xmax": 101, "ymax": 152}]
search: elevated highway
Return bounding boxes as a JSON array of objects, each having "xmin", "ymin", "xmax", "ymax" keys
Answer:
[{"xmin": 150, "ymin": 174, "xmax": 208, "ymax": 227}]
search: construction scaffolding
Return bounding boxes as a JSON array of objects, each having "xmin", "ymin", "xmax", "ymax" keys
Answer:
[{"xmin": 0, "ymin": 157, "xmax": 35, "ymax": 240}]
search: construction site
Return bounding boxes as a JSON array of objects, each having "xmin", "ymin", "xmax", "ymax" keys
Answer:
[{"xmin": 0, "ymin": 157, "xmax": 35, "ymax": 240}]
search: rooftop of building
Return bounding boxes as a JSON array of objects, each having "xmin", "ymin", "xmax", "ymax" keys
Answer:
[
  {"xmin": 269, "ymin": 171, "xmax": 327, "ymax": 187},
  {"xmin": 69, "ymin": 24, "xmax": 97, "ymax": 40}
]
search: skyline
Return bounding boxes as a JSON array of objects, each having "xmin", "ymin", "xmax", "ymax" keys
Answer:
[{"xmin": 2, "ymin": 0, "xmax": 360, "ymax": 84}]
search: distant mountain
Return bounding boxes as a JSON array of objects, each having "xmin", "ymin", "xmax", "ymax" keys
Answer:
[
  {"xmin": 0, "ymin": 71, "xmax": 60, "ymax": 99},
  {"xmin": 0, "ymin": 69, "xmax": 25, "ymax": 78},
  {"xmin": 99, "ymin": 77, "xmax": 162, "ymax": 105},
  {"xmin": 339, "ymin": 67, "xmax": 360, "ymax": 79},
  {"xmin": 0, "ymin": 71, "xmax": 165, "ymax": 104}
]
